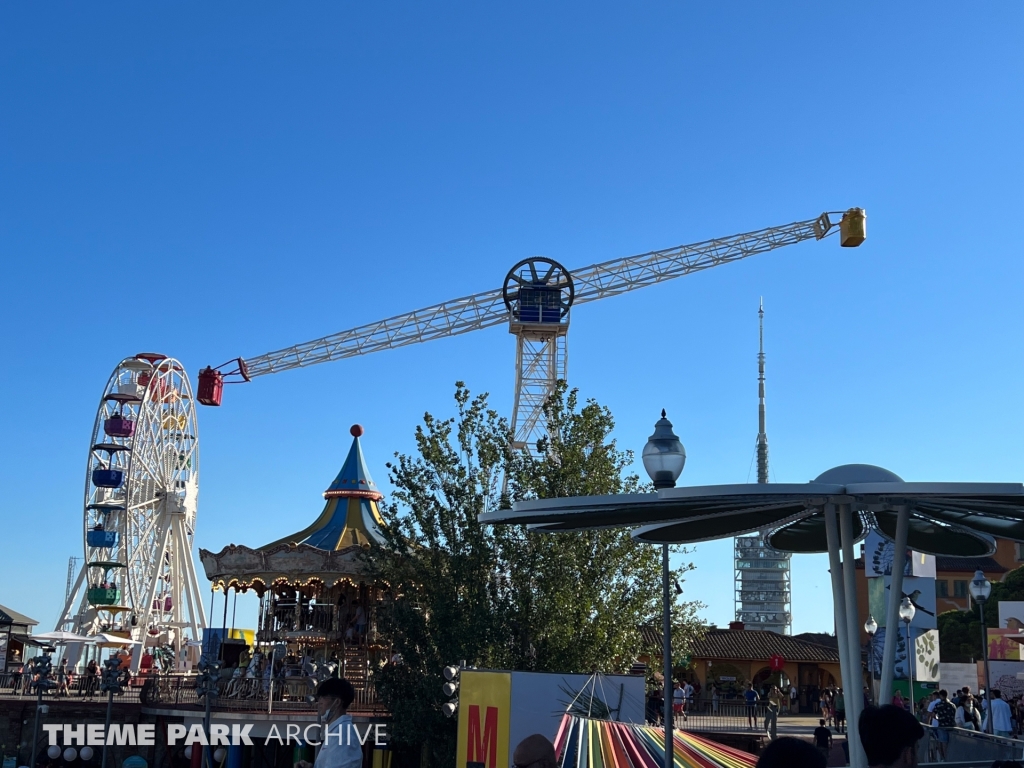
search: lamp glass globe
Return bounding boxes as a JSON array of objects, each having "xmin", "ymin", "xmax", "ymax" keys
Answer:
[
  {"xmin": 898, "ymin": 596, "xmax": 916, "ymax": 623},
  {"xmin": 969, "ymin": 569, "xmax": 992, "ymax": 603}
]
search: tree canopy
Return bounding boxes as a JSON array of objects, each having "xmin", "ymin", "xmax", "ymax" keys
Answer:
[
  {"xmin": 938, "ymin": 565, "xmax": 1024, "ymax": 663},
  {"xmin": 368, "ymin": 382, "xmax": 703, "ymax": 765}
]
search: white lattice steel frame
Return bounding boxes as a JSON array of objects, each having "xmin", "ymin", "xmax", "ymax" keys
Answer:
[
  {"xmin": 235, "ymin": 213, "xmax": 844, "ymax": 453},
  {"xmin": 511, "ymin": 328, "xmax": 568, "ymax": 450},
  {"xmin": 241, "ymin": 213, "xmax": 839, "ymax": 379}
]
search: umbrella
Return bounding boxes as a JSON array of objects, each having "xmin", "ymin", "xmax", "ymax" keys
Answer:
[{"xmin": 31, "ymin": 631, "xmax": 94, "ymax": 644}]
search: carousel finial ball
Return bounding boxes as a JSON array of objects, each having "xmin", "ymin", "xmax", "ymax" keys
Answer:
[{"xmin": 350, "ymin": 424, "xmax": 364, "ymax": 437}]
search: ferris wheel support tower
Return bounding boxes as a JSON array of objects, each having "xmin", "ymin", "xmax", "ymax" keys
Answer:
[{"xmin": 199, "ymin": 210, "xmax": 866, "ymax": 452}]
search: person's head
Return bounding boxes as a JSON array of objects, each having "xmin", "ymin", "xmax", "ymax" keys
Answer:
[
  {"xmin": 819, "ymin": 719, "xmax": 826, "ymax": 726},
  {"xmin": 746, "ymin": 682, "xmax": 753, "ymax": 690},
  {"xmin": 313, "ymin": 677, "xmax": 355, "ymax": 721},
  {"xmin": 938, "ymin": 689, "xmax": 948, "ymax": 700},
  {"xmin": 860, "ymin": 705, "xmax": 924, "ymax": 767},
  {"xmin": 755, "ymin": 737, "xmax": 826, "ymax": 768},
  {"xmin": 512, "ymin": 734, "xmax": 557, "ymax": 768},
  {"xmin": 963, "ymin": 696, "xmax": 975, "ymax": 710},
  {"xmin": 992, "ymin": 688, "xmax": 1002, "ymax": 700}
]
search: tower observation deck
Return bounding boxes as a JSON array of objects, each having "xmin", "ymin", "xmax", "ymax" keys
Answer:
[{"xmin": 734, "ymin": 301, "xmax": 792, "ymax": 634}]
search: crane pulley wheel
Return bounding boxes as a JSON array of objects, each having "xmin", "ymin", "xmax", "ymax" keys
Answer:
[{"xmin": 502, "ymin": 256, "xmax": 575, "ymax": 321}]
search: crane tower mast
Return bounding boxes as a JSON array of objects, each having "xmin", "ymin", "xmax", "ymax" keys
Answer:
[{"xmin": 200, "ymin": 209, "xmax": 866, "ymax": 451}]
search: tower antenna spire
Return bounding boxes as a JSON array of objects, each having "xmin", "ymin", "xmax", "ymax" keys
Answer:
[{"xmin": 757, "ymin": 298, "xmax": 769, "ymax": 483}]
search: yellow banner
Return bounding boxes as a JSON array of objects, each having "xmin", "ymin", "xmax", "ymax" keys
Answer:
[{"xmin": 456, "ymin": 671, "xmax": 512, "ymax": 768}]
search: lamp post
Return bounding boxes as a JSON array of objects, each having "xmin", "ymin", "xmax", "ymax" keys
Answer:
[
  {"xmin": 898, "ymin": 597, "xmax": 916, "ymax": 710},
  {"xmin": 864, "ymin": 615, "xmax": 878, "ymax": 705},
  {"xmin": 28, "ymin": 650, "xmax": 55, "ymax": 768},
  {"xmin": 968, "ymin": 569, "xmax": 993, "ymax": 733},
  {"xmin": 100, "ymin": 656, "xmax": 126, "ymax": 768},
  {"xmin": 642, "ymin": 410, "xmax": 685, "ymax": 768}
]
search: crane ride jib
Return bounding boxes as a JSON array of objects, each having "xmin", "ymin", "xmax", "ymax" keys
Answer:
[{"xmin": 197, "ymin": 208, "xmax": 865, "ymax": 408}]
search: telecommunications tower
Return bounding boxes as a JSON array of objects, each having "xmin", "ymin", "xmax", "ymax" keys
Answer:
[{"xmin": 734, "ymin": 301, "xmax": 793, "ymax": 634}]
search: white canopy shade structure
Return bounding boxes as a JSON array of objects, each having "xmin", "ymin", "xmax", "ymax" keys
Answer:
[
  {"xmin": 31, "ymin": 631, "xmax": 95, "ymax": 644},
  {"xmin": 481, "ymin": 464, "xmax": 1024, "ymax": 768},
  {"xmin": 90, "ymin": 633, "xmax": 142, "ymax": 647}
]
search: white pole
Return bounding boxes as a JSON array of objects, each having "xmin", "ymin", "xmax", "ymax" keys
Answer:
[
  {"xmin": 879, "ymin": 505, "xmax": 910, "ymax": 705},
  {"xmin": 840, "ymin": 503, "xmax": 865, "ymax": 768},
  {"xmin": 824, "ymin": 504, "xmax": 856, "ymax": 767}
]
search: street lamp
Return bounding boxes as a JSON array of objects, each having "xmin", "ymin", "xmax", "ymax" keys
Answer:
[
  {"xmin": 898, "ymin": 597, "xmax": 916, "ymax": 710},
  {"xmin": 643, "ymin": 410, "xmax": 685, "ymax": 768},
  {"xmin": 864, "ymin": 615, "xmax": 878, "ymax": 704},
  {"xmin": 969, "ymin": 569, "xmax": 993, "ymax": 733}
]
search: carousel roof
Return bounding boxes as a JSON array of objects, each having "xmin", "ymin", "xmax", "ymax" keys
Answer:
[
  {"xmin": 199, "ymin": 425, "xmax": 390, "ymax": 589},
  {"xmin": 261, "ymin": 424, "xmax": 386, "ymax": 551},
  {"xmin": 479, "ymin": 463, "xmax": 1024, "ymax": 557}
]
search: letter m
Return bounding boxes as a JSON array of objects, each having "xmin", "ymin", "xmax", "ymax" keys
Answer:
[{"xmin": 466, "ymin": 705, "xmax": 498, "ymax": 768}]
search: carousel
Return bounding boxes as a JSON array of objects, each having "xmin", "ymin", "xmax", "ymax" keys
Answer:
[{"xmin": 200, "ymin": 425, "xmax": 391, "ymax": 692}]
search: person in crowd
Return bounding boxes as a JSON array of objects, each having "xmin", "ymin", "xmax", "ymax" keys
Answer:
[
  {"xmin": 711, "ymin": 683, "xmax": 720, "ymax": 715},
  {"xmin": 646, "ymin": 687, "xmax": 661, "ymax": 725},
  {"xmin": 744, "ymin": 682, "xmax": 760, "ymax": 730},
  {"xmin": 834, "ymin": 688, "xmax": 846, "ymax": 733},
  {"xmin": 756, "ymin": 737, "xmax": 825, "ymax": 768},
  {"xmin": 84, "ymin": 658, "xmax": 99, "ymax": 697},
  {"xmin": 294, "ymin": 677, "xmax": 360, "ymax": 768},
  {"xmin": 672, "ymin": 681, "xmax": 686, "ymax": 723},
  {"xmin": 891, "ymin": 689, "xmax": 906, "ymax": 710},
  {"xmin": 683, "ymin": 679, "xmax": 695, "ymax": 713},
  {"xmin": 765, "ymin": 685, "xmax": 784, "ymax": 740},
  {"xmin": 820, "ymin": 689, "xmax": 831, "ymax": 726},
  {"xmin": 955, "ymin": 693, "xmax": 981, "ymax": 731},
  {"xmin": 813, "ymin": 718, "xmax": 833, "ymax": 761},
  {"xmin": 859, "ymin": 705, "xmax": 925, "ymax": 768},
  {"xmin": 984, "ymin": 689, "xmax": 1014, "ymax": 737},
  {"xmin": 510, "ymin": 734, "xmax": 558, "ymax": 768},
  {"xmin": 931, "ymin": 689, "xmax": 956, "ymax": 761},
  {"xmin": 56, "ymin": 658, "xmax": 71, "ymax": 697},
  {"xmin": 790, "ymin": 683, "xmax": 799, "ymax": 714}
]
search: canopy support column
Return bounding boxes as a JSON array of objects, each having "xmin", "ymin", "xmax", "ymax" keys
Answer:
[
  {"xmin": 879, "ymin": 504, "xmax": 910, "ymax": 705},
  {"xmin": 662, "ymin": 544, "xmax": 674, "ymax": 768},
  {"xmin": 824, "ymin": 504, "xmax": 859, "ymax": 768},
  {"xmin": 840, "ymin": 502, "xmax": 865, "ymax": 768}
]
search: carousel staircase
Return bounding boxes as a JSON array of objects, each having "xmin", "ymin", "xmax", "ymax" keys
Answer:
[{"xmin": 340, "ymin": 645, "xmax": 370, "ymax": 691}]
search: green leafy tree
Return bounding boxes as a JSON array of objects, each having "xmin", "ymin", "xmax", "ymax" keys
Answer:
[
  {"xmin": 939, "ymin": 565, "xmax": 1024, "ymax": 662},
  {"xmin": 369, "ymin": 382, "xmax": 703, "ymax": 765}
]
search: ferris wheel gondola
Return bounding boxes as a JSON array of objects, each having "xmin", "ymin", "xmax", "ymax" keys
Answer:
[{"xmin": 57, "ymin": 354, "xmax": 207, "ymax": 671}]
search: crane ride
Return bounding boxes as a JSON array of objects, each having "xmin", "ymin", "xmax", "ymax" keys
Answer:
[
  {"xmin": 198, "ymin": 208, "xmax": 866, "ymax": 450},
  {"xmin": 61, "ymin": 208, "xmax": 865, "ymax": 669}
]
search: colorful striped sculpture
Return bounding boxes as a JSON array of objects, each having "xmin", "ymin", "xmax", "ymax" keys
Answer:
[{"xmin": 554, "ymin": 715, "xmax": 757, "ymax": 768}]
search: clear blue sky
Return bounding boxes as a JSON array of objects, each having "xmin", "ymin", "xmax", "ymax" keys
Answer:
[{"xmin": 1, "ymin": 4, "xmax": 1021, "ymax": 637}]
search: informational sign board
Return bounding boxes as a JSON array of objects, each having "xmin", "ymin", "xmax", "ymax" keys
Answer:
[
  {"xmin": 986, "ymin": 661, "xmax": 1024, "ymax": 699},
  {"xmin": 999, "ymin": 601, "xmax": 1024, "ymax": 631},
  {"xmin": 987, "ymin": 629, "xmax": 1022, "ymax": 660},
  {"xmin": 456, "ymin": 671, "xmax": 512, "ymax": 768},
  {"xmin": 914, "ymin": 629, "xmax": 940, "ymax": 682},
  {"xmin": 456, "ymin": 670, "xmax": 645, "ymax": 768},
  {"xmin": 863, "ymin": 533, "xmax": 936, "ymax": 578},
  {"xmin": 938, "ymin": 662, "xmax": 980, "ymax": 693},
  {"xmin": 508, "ymin": 672, "xmax": 644, "ymax": 757},
  {"xmin": 868, "ymin": 576, "xmax": 937, "ymax": 630}
]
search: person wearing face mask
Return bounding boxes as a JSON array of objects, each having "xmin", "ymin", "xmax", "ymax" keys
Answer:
[
  {"xmin": 955, "ymin": 694, "xmax": 981, "ymax": 731},
  {"xmin": 295, "ymin": 677, "xmax": 361, "ymax": 768}
]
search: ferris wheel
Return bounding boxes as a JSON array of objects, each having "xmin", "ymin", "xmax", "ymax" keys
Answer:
[{"xmin": 57, "ymin": 353, "xmax": 207, "ymax": 670}]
